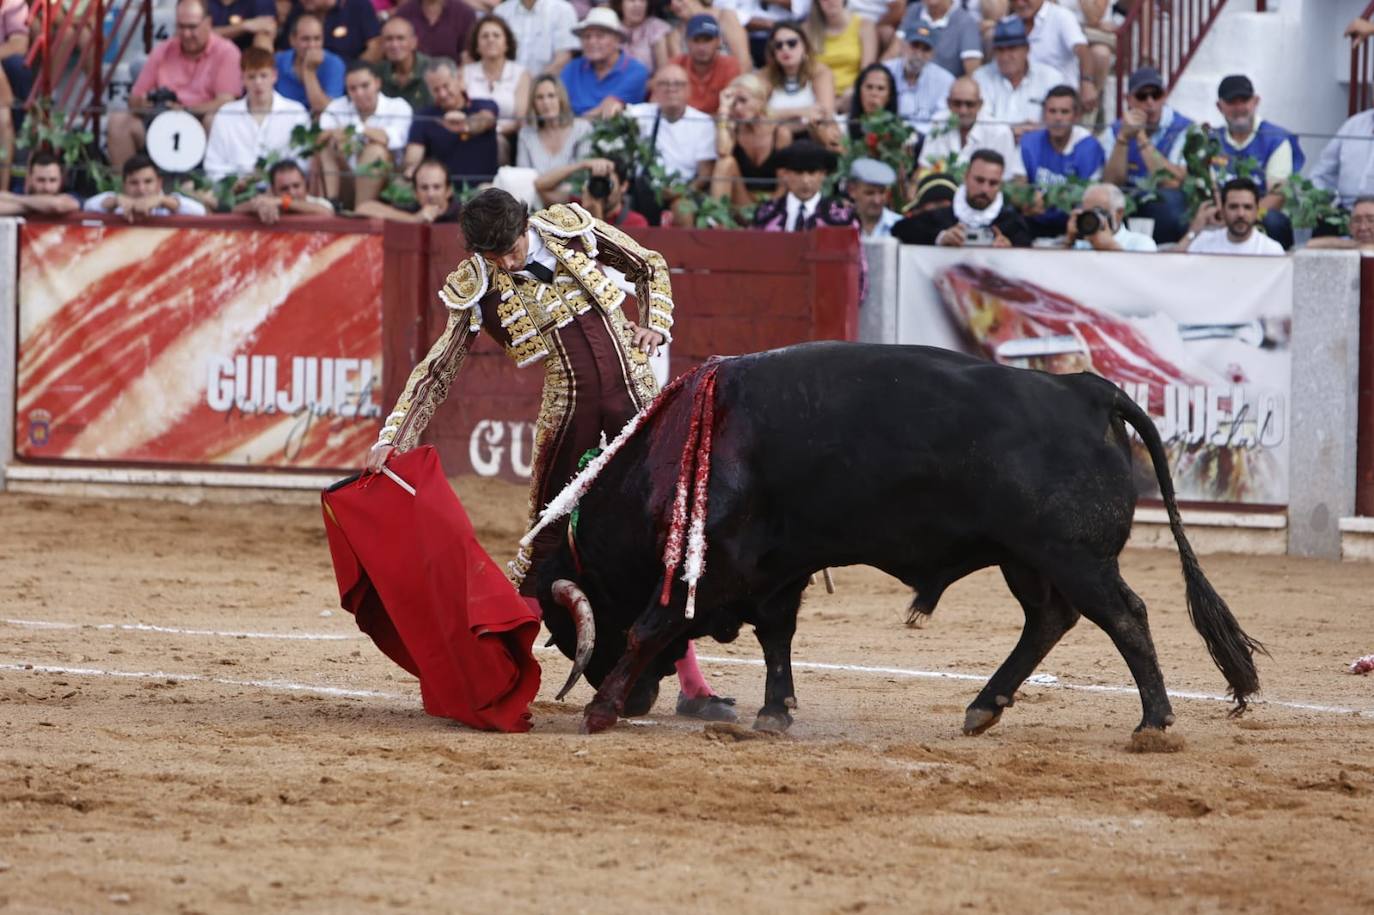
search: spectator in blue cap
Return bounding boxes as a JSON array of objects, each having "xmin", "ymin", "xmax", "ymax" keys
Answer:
[
  {"xmin": 882, "ymin": 22, "xmax": 954, "ymax": 137},
  {"xmin": 894, "ymin": 1, "xmax": 983, "ymax": 77},
  {"xmin": 1208, "ymin": 73, "xmax": 1302, "ymax": 250},
  {"xmin": 674, "ymin": 14, "xmax": 740, "ymax": 115},
  {"xmin": 1102, "ymin": 65, "xmax": 1191, "ymax": 243},
  {"xmin": 847, "ymin": 157, "xmax": 902, "ymax": 240}
]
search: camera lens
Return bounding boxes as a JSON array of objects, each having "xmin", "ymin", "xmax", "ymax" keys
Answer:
[
  {"xmin": 1076, "ymin": 210, "xmax": 1101, "ymax": 237},
  {"xmin": 587, "ymin": 175, "xmax": 611, "ymax": 199}
]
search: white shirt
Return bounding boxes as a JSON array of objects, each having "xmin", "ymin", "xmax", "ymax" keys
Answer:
[
  {"xmin": 883, "ymin": 58, "xmax": 954, "ymax": 135},
  {"xmin": 627, "ymin": 103, "xmax": 716, "ymax": 183},
  {"xmin": 1187, "ymin": 228, "xmax": 1285, "ymax": 257},
  {"xmin": 83, "ymin": 191, "xmax": 208, "ymax": 217},
  {"xmin": 861, "ymin": 207, "xmax": 902, "ymax": 240},
  {"xmin": 1026, "ymin": 1, "xmax": 1086, "ymax": 87},
  {"xmin": 202, "ymin": 92, "xmax": 310, "ymax": 181},
  {"xmin": 849, "ymin": 0, "xmax": 894, "ymax": 21},
  {"xmin": 319, "ymin": 92, "xmax": 414, "ymax": 157},
  {"xmin": 463, "ymin": 60, "xmax": 528, "ymax": 125},
  {"xmin": 972, "ymin": 59, "xmax": 1065, "ymax": 126},
  {"xmin": 718, "ymin": 0, "xmax": 812, "ymax": 28},
  {"xmin": 517, "ymin": 226, "xmax": 634, "ymax": 294},
  {"xmin": 918, "ymin": 119, "xmax": 1027, "ymax": 179},
  {"xmin": 1311, "ymin": 109, "xmax": 1374, "ymax": 208},
  {"xmin": 1073, "ymin": 223, "xmax": 1158, "ymax": 252},
  {"xmin": 784, "ymin": 191, "xmax": 821, "ymax": 230},
  {"xmin": 493, "ymin": 0, "xmax": 580, "ymax": 75}
]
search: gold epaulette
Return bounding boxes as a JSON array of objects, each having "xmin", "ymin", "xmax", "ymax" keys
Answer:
[
  {"xmin": 529, "ymin": 202, "xmax": 595, "ymax": 239},
  {"xmin": 438, "ymin": 255, "xmax": 488, "ymax": 311}
]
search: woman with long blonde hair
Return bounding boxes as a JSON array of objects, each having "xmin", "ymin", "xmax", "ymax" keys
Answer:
[{"xmin": 710, "ymin": 73, "xmax": 793, "ymax": 208}]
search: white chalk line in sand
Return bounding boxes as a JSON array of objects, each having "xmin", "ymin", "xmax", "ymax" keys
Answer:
[
  {"xmin": 3, "ymin": 618, "xmax": 364, "ymax": 641},
  {"xmin": 0, "ymin": 662, "xmax": 403, "ymax": 700},
  {"xmin": 5, "ymin": 616, "xmax": 1370, "ymax": 719}
]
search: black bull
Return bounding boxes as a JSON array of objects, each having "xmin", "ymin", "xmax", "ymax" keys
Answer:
[{"xmin": 536, "ymin": 342, "xmax": 1265, "ymax": 736}]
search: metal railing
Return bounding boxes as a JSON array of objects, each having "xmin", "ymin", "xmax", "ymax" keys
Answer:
[
  {"xmin": 27, "ymin": 0, "xmax": 155, "ymax": 133},
  {"xmin": 1350, "ymin": 1, "xmax": 1374, "ymax": 115},
  {"xmin": 1113, "ymin": 1, "xmax": 1271, "ymax": 116}
]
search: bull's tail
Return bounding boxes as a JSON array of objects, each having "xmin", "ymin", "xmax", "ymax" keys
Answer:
[{"xmin": 1111, "ymin": 389, "xmax": 1267, "ymax": 712}]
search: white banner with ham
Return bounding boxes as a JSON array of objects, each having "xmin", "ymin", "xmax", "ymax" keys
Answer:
[{"xmin": 894, "ymin": 248, "xmax": 1293, "ymax": 506}]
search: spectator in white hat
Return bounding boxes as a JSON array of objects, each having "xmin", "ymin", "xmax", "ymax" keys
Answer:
[{"xmin": 559, "ymin": 7, "xmax": 649, "ymax": 117}]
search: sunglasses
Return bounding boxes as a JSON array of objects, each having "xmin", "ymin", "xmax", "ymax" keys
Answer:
[
  {"xmin": 948, "ymin": 99, "xmax": 979, "ymax": 109},
  {"xmin": 1133, "ymin": 89, "xmax": 1163, "ymax": 101},
  {"xmin": 772, "ymin": 37, "xmax": 800, "ymax": 51}
]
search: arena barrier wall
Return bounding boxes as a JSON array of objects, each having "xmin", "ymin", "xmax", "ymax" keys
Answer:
[
  {"xmin": 860, "ymin": 241, "xmax": 1366, "ymax": 559},
  {"xmin": 11, "ymin": 216, "xmax": 385, "ymax": 476},
  {"xmin": 383, "ymin": 223, "xmax": 863, "ymax": 483}
]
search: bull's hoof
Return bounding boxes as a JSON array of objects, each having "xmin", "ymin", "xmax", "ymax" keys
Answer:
[
  {"xmin": 581, "ymin": 702, "xmax": 620, "ymax": 734},
  {"xmin": 1127, "ymin": 728, "xmax": 1185, "ymax": 754},
  {"xmin": 753, "ymin": 708, "xmax": 793, "ymax": 733},
  {"xmin": 623, "ymin": 676, "xmax": 660, "ymax": 718},
  {"xmin": 675, "ymin": 693, "xmax": 738, "ymax": 723},
  {"xmin": 962, "ymin": 706, "xmax": 1002, "ymax": 736}
]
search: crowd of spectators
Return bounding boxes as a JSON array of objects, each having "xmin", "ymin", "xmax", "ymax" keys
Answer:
[{"xmin": 1, "ymin": 0, "xmax": 1365, "ymax": 255}]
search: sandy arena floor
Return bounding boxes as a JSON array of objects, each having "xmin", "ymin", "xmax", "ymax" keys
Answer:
[{"xmin": 2, "ymin": 479, "xmax": 1373, "ymax": 915}]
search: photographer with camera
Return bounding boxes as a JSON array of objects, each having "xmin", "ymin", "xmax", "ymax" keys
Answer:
[
  {"xmin": 892, "ymin": 148, "xmax": 1032, "ymax": 247},
  {"xmin": 106, "ymin": 0, "xmax": 243, "ymax": 171},
  {"xmin": 533, "ymin": 156, "xmax": 649, "ymax": 228},
  {"xmin": 1064, "ymin": 182, "xmax": 1156, "ymax": 252}
]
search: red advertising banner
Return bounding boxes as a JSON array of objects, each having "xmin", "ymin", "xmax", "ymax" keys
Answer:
[{"xmin": 16, "ymin": 222, "xmax": 384, "ymax": 469}]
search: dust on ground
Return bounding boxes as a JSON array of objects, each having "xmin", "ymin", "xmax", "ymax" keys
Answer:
[{"xmin": 2, "ymin": 480, "xmax": 1373, "ymax": 914}]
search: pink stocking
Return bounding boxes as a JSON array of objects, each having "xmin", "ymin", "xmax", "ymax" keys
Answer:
[{"xmin": 675, "ymin": 640, "xmax": 714, "ymax": 698}]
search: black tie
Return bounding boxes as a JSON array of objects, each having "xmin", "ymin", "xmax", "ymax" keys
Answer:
[
  {"xmin": 524, "ymin": 261, "xmax": 555, "ymax": 283},
  {"xmin": 791, "ymin": 206, "xmax": 807, "ymax": 232}
]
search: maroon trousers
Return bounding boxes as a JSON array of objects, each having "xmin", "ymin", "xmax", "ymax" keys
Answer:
[{"xmin": 519, "ymin": 310, "xmax": 644, "ymax": 596}]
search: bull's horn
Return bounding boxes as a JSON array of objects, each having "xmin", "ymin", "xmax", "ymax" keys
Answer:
[{"xmin": 551, "ymin": 579, "xmax": 595, "ymax": 701}]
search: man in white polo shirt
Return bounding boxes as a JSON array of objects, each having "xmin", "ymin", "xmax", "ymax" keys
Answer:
[
  {"xmin": 1181, "ymin": 178, "xmax": 1284, "ymax": 256},
  {"xmin": 918, "ymin": 75, "xmax": 1026, "ymax": 179},
  {"xmin": 626, "ymin": 64, "xmax": 716, "ymax": 189},
  {"xmin": 202, "ymin": 46, "xmax": 311, "ymax": 182},
  {"xmin": 1010, "ymin": 0, "xmax": 1096, "ymax": 111},
  {"xmin": 317, "ymin": 59, "xmax": 413, "ymax": 207},
  {"xmin": 972, "ymin": 15, "xmax": 1063, "ymax": 140}
]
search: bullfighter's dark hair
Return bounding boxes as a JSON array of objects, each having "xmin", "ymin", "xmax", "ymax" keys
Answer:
[
  {"xmin": 122, "ymin": 153, "xmax": 158, "ymax": 179},
  {"xmin": 1044, "ymin": 83, "xmax": 1080, "ymax": 110},
  {"xmin": 969, "ymin": 148, "xmax": 1005, "ymax": 169},
  {"xmin": 1220, "ymin": 177, "xmax": 1260, "ymax": 205},
  {"xmin": 461, "ymin": 189, "xmax": 529, "ymax": 254}
]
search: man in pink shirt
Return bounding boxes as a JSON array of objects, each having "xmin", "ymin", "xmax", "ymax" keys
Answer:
[{"xmin": 107, "ymin": 0, "xmax": 243, "ymax": 170}]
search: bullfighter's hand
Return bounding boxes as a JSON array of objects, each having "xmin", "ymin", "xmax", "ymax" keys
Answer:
[
  {"xmin": 631, "ymin": 325, "xmax": 665, "ymax": 356},
  {"xmin": 365, "ymin": 444, "xmax": 395, "ymax": 473}
]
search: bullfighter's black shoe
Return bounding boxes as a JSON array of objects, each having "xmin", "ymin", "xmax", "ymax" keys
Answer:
[{"xmin": 675, "ymin": 693, "xmax": 738, "ymax": 723}]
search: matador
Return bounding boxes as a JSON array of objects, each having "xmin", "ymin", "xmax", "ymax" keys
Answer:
[{"xmin": 366, "ymin": 189, "xmax": 736, "ymax": 721}]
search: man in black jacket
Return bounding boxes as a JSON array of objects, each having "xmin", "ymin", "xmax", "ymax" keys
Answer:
[{"xmin": 892, "ymin": 148, "xmax": 1032, "ymax": 247}]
